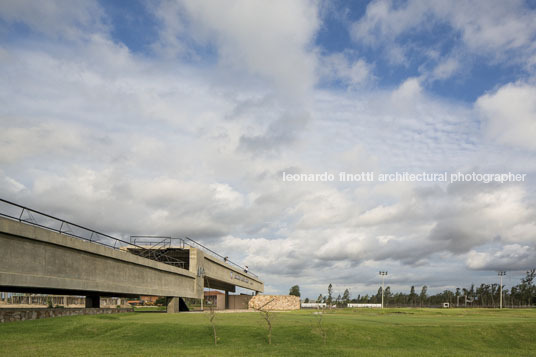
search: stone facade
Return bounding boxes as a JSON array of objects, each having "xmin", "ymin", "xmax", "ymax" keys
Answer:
[
  {"xmin": 248, "ymin": 295, "xmax": 300, "ymax": 311},
  {"xmin": 0, "ymin": 308, "xmax": 133, "ymax": 323}
]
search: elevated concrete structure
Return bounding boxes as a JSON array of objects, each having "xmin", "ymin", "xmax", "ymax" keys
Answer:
[{"xmin": 0, "ymin": 217, "xmax": 263, "ymax": 312}]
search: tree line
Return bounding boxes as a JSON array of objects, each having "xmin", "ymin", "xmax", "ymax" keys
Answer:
[{"xmin": 295, "ymin": 269, "xmax": 535, "ymax": 308}]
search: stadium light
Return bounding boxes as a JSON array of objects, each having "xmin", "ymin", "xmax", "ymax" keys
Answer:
[
  {"xmin": 379, "ymin": 271, "xmax": 388, "ymax": 308},
  {"xmin": 498, "ymin": 271, "xmax": 506, "ymax": 309}
]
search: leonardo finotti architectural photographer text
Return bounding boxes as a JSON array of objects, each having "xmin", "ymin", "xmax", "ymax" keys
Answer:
[{"xmin": 282, "ymin": 171, "xmax": 527, "ymax": 184}]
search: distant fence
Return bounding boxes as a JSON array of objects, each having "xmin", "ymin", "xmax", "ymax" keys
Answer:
[
  {"xmin": 348, "ymin": 303, "xmax": 382, "ymax": 308},
  {"xmin": 301, "ymin": 303, "xmax": 327, "ymax": 309}
]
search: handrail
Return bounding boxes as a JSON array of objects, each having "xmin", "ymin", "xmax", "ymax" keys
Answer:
[
  {"xmin": 184, "ymin": 236, "xmax": 259, "ymax": 278},
  {"xmin": 0, "ymin": 198, "xmax": 257, "ymax": 278},
  {"xmin": 0, "ymin": 198, "xmax": 185, "ymax": 269},
  {"xmin": 129, "ymin": 234, "xmax": 258, "ymax": 278}
]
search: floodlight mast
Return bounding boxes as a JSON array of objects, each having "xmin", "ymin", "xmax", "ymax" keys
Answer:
[
  {"xmin": 379, "ymin": 271, "xmax": 388, "ymax": 308},
  {"xmin": 498, "ymin": 271, "xmax": 506, "ymax": 309}
]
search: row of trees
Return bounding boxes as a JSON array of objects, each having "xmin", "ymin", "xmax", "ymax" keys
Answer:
[{"xmin": 296, "ymin": 269, "xmax": 536, "ymax": 308}]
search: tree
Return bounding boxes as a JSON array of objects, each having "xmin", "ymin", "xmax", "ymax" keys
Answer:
[
  {"xmin": 409, "ymin": 286, "xmax": 417, "ymax": 306},
  {"xmin": 289, "ymin": 285, "xmax": 300, "ymax": 297},
  {"xmin": 490, "ymin": 284, "xmax": 498, "ymax": 307},
  {"xmin": 521, "ymin": 269, "xmax": 536, "ymax": 306},
  {"xmin": 342, "ymin": 289, "xmax": 351, "ymax": 305},
  {"xmin": 254, "ymin": 298, "xmax": 276, "ymax": 345},
  {"xmin": 205, "ymin": 279, "xmax": 218, "ymax": 345},
  {"xmin": 327, "ymin": 283, "xmax": 333, "ymax": 307},
  {"xmin": 304, "ymin": 297, "xmax": 310, "ymax": 303},
  {"xmin": 469, "ymin": 284, "xmax": 475, "ymax": 298},
  {"xmin": 316, "ymin": 294, "xmax": 323, "ymax": 303},
  {"xmin": 384, "ymin": 286, "xmax": 392, "ymax": 306},
  {"xmin": 420, "ymin": 286, "xmax": 428, "ymax": 307},
  {"xmin": 374, "ymin": 287, "xmax": 382, "ymax": 303},
  {"xmin": 314, "ymin": 305, "xmax": 327, "ymax": 345}
]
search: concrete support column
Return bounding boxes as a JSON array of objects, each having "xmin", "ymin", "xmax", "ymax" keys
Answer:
[
  {"xmin": 167, "ymin": 297, "xmax": 180, "ymax": 313},
  {"xmin": 85, "ymin": 295, "xmax": 100, "ymax": 308},
  {"xmin": 225, "ymin": 290, "xmax": 229, "ymax": 310}
]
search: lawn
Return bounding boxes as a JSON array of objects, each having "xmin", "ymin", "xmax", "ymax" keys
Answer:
[{"xmin": 0, "ymin": 308, "xmax": 534, "ymax": 356}]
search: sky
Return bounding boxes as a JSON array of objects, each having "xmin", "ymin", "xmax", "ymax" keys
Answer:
[{"xmin": 1, "ymin": 0, "xmax": 535, "ymax": 300}]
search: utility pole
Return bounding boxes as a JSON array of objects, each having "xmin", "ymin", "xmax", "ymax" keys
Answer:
[
  {"xmin": 498, "ymin": 271, "xmax": 506, "ymax": 309},
  {"xmin": 379, "ymin": 271, "xmax": 388, "ymax": 309}
]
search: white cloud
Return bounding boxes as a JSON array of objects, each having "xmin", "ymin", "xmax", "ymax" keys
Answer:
[
  {"xmin": 0, "ymin": 122, "xmax": 85, "ymax": 164},
  {"xmin": 1, "ymin": 0, "xmax": 535, "ymax": 297},
  {"xmin": 467, "ymin": 244, "xmax": 536, "ymax": 270},
  {"xmin": 443, "ymin": 1, "xmax": 536, "ymax": 55},
  {"xmin": 351, "ymin": 0, "xmax": 536, "ymax": 77},
  {"xmin": 319, "ymin": 53, "xmax": 374, "ymax": 86},
  {"xmin": 0, "ymin": 0, "xmax": 107, "ymax": 39},
  {"xmin": 429, "ymin": 56, "xmax": 460, "ymax": 81},
  {"xmin": 153, "ymin": 0, "xmax": 320, "ymax": 100},
  {"xmin": 0, "ymin": 172, "xmax": 26, "ymax": 194},
  {"xmin": 353, "ymin": 0, "xmax": 536, "ymax": 54},
  {"xmin": 476, "ymin": 82, "xmax": 536, "ymax": 150},
  {"xmin": 351, "ymin": 0, "xmax": 428, "ymax": 45},
  {"xmin": 390, "ymin": 77, "xmax": 422, "ymax": 110}
]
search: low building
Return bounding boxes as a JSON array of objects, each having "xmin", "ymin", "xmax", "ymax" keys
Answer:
[
  {"xmin": 204, "ymin": 291, "xmax": 253, "ymax": 310},
  {"xmin": 301, "ymin": 302, "xmax": 327, "ymax": 309},
  {"xmin": 347, "ymin": 303, "xmax": 382, "ymax": 308}
]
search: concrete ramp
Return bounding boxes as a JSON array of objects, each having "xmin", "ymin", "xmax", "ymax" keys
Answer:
[
  {"xmin": 0, "ymin": 198, "xmax": 264, "ymax": 312},
  {"xmin": 0, "ymin": 217, "xmax": 198, "ymax": 299}
]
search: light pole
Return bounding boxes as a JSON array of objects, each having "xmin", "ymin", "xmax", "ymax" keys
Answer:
[
  {"xmin": 498, "ymin": 271, "xmax": 506, "ymax": 309},
  {"xmin": 379, "ymin": 271, "xmax": 388, "ymax": 308}
]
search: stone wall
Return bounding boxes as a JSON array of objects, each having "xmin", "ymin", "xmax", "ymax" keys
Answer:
[
  {"xmin": 0, "ymin": 308, "xmax": 133, "ymax": 323},
  {"xmin": 248, "ymin": 295, "xmax": 300, "ymax": 311}
]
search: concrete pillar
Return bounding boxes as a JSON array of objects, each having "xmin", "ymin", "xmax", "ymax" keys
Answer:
[
  {"xmin": 225, "ymin": 290, "xmax": 229, "ymax": 310},
  {"xmin": 167, "ymin": 297, "xmax": 180, "ymax": 313},
  {"xmin": 85, "ymin": 295, "xmax": 100, "ymax": 308}
]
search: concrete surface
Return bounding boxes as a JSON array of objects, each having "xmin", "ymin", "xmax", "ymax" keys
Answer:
[{"xmin": 0, "ymin": 217, "xmax": 264, "ymax": 311}]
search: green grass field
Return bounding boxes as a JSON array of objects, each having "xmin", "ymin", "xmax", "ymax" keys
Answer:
[{"xmin": 1, "ymin": 308, "xmax": 535, "ymax": 356}]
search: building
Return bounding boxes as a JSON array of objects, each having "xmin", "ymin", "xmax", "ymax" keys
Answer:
[{"xmin": 204, "ymin": 291, "xmax": 253, "ymax": 310}]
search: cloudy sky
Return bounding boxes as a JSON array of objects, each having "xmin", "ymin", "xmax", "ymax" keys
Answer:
[{"xmin": 1, "ymin": 0, "xmax": 535, "ymax": 299}]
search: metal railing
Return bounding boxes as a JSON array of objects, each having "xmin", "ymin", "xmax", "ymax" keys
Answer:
[
  {"xmin": 0, "ymin": 198, "xmax": 186, "ymax": 269},
  {"xmin": 0, "ymin": 198, "xmax": 258, "ymax": 278},
  {"xmin": 129, "ymin": 235, "xmax": 258, "ymax": 278},
  {"xmin": 184, "ymin": 236, "xmax": 258, "ymax": 278},
  {"xmin": 130, "ymin": 236, "xmax": 186, "ymax": 249}
]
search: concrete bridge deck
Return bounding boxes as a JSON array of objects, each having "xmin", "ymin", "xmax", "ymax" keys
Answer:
[{"xmin": 0, "ymin": 216, "xmax": 263, "ymax": 312}]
